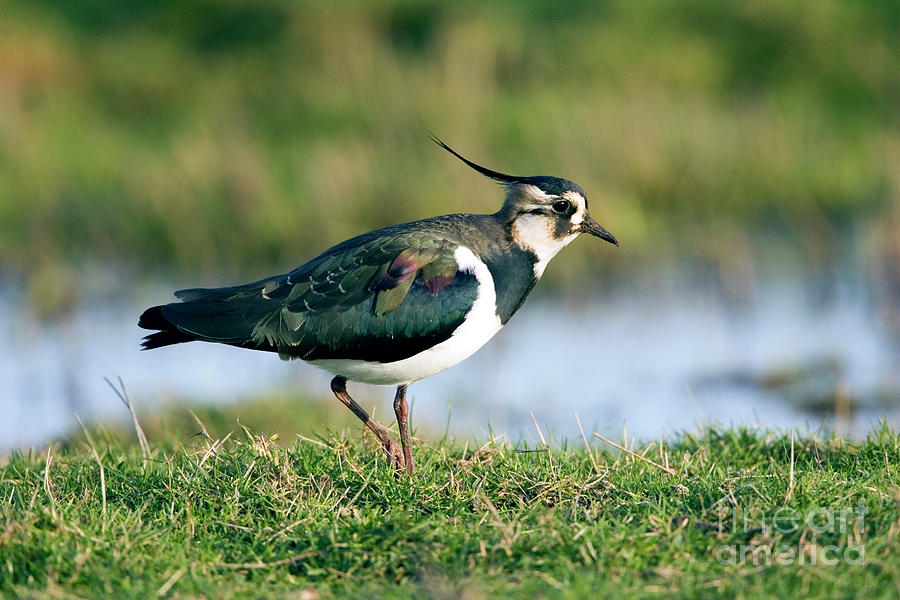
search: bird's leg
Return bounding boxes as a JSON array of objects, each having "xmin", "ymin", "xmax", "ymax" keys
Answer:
[
  {"xmin": 330, "ymin": 376, "xmax": 402, "ymax": 468},
  {"xmin": 393, "ymin": 384, "xmax": 414, "ymax": 475}
]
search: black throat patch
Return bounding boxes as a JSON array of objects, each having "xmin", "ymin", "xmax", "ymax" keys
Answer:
[{"xmin": 482, "ymin": 244, "xmax": 539, "ymax": 324}]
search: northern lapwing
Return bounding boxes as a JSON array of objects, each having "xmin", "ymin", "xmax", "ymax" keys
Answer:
[{"xmin": 139, "ymin": 138, "xmax": 617, "ymax": 474}]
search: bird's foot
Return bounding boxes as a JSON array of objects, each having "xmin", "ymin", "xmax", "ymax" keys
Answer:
[
  {"xmin": 365, "ymin": 418, "xmax": 406, "ymax": 472},
  {"xmin": 382, "ymin": 436, "xmax": 405, "ymax": 472}
]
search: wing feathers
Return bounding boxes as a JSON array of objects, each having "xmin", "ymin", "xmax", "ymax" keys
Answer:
[
  {"xmin": 141, "ymin": 231, "xmax": 479, "ymax": 363},
  {"xmin": 374, "ymin": 274, "xmax": 416, "ymax": 316}
]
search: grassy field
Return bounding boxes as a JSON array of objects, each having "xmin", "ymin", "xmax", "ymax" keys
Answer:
[
  {"xmin": 3, "ymin": 4, "xmax": 898, "ymax": 596},
  {"xmin": 2, "ymin": 397, "xmax": 899, "ymax": 598}
]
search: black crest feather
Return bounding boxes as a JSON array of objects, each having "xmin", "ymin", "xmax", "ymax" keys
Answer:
[
  {"xmin": 430, "ymin": 135, "xmax": 526, "ymax": 186},
  {"xmin": 430, "ymin": 135, "xmax": 589, "ymax": 199}
]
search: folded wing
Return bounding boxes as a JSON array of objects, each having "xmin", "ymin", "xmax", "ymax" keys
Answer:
[{"xmin": 139, "ymin": 231, "xmax": 480, "ymax": 363}]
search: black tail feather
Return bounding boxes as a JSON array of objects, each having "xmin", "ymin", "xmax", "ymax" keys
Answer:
[
  {"xmin": 139, "ymin": 305, "xmax": 197, "ymax": 350},
  {"xmin": 138, "ymin": 305, "xmax": 169, "ymax": 331},
  {"xmin": 140, "ymin": 329, "xmax": 196, "ymax": 350}
]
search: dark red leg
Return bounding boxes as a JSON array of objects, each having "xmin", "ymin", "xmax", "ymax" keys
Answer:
[
  {"xmin": 393, "ymin": 384, "xmax": 414, "ymax": 475},
  {"xmin": 330, "ymin": 376, "xmax": 402, "ymax": 468}
]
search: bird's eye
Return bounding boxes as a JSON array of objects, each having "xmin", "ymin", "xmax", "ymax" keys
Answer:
[{"xmin": 551, "ymin": 200, "xmax": 572, "ymax": 215}]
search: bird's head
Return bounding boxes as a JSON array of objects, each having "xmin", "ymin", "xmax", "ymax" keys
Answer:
[{"xmin": 433, "ymin": 137, "xmax": 617, "ymax": 276}]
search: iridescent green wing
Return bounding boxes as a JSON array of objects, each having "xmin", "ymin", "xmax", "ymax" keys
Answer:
[
  {"xmin": 160, "ymin": 228, "xmax": 477, "ymax": 363},
  {"xmin": 268, "ymin": 231, "xmax": 474, "ymax": 361}
]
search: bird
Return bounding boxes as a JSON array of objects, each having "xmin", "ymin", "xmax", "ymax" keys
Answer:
[{"xmin": 139, "ymin": 138, "xmax": 617, "ymax": 474}]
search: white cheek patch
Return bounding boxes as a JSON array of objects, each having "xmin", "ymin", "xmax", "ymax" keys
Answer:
[
  {"xmin": 512, "ymin": 213, "xmax": 554, "ymax": 247},
  {"xmin": 511, "ymin": 214, "xmax": 578, "ymax": 278}
]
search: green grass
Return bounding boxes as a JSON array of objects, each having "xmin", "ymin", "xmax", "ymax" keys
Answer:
[{"xmin": 2, "ymin": 405, "xmax": 899, "ymax": 598}]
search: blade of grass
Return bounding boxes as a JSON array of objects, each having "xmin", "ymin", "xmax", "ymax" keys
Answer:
[
  {"xmin": 105, "ymin": 376, "xmax": 150, "ymax": 463},
  {"xmin": 75, "ymin": 414, "xmax": 107, "ymax": 532},
  {"xmin": 593, "ymin": 432, "xmax": 676, "ymax": 475}
]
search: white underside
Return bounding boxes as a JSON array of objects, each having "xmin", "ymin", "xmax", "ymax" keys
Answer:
[{"xmin": 308, "ymin": 246, "xmax": 503, "ymax": 386}]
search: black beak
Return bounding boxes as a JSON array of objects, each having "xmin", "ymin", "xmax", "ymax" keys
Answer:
[{"xmin": 581, "ymin": 216, "xmax": 618, "ymax": 246}]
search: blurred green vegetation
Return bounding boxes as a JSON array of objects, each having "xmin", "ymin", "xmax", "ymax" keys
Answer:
[{"xmin": 1, "ymin": 0, "xmax": 898, "ymax": 286}]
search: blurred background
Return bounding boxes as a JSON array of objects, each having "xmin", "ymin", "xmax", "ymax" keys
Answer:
[{"xmin": 2, "ymin": 0, "xmax": 899, "ymax": 449}]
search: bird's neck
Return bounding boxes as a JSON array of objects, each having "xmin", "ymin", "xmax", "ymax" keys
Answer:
[{"xmin": 464, "ymin": 213, "xmax": 539, "ymax": 324}]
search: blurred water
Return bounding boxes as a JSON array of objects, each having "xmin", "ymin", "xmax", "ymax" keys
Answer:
[{"xmin": 2, "ymin": 267, "xmax": 898, "ymax": 451}]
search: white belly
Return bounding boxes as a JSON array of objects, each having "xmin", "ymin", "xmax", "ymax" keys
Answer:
[{"xmin": 308, "ymin": 246, "xmax": 503, "ymax": 386}]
